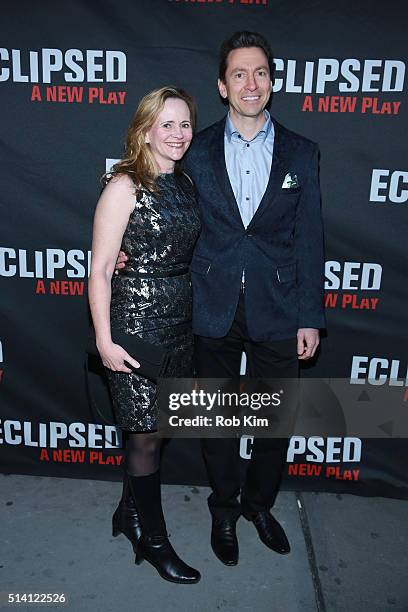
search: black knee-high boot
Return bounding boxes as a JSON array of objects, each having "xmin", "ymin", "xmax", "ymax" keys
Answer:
[
  {"xmin": 112, "ymin": 471, "xmax": 142, "ymax": 554},
  {"xmin": 127, "ymin": 470, "xmax": 201, "ymax": 584}
]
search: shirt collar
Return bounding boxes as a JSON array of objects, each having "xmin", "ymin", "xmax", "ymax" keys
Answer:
[{"xmin": 225, "ymin": 109, "xmax": 273, "ymax": 144}]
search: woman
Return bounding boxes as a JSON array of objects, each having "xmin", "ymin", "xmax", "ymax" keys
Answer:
[{"xmin": 88, "ymin": 87, "xmax": 201, "ymax": 584}]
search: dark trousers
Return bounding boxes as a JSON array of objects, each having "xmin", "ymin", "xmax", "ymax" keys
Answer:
[{"xmin": 194, "ymin": 290, "xmax": 299, "ymax": 520}]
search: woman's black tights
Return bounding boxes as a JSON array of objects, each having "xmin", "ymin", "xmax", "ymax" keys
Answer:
[{"xmin": 124, "ymin": 431, "xmax": 162, "ymax": 476}]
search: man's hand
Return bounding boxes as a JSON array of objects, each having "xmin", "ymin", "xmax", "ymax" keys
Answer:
[
  {"xmin": 297, "ymin": 328, "xmax": 319, "ymax": 360},
  {"xmin": 114, "ymin": 250, "xmax": 128, "ymax": 275}
]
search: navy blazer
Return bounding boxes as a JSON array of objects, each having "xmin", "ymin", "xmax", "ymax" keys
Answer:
[{"xmin": 184, "ymin": 116, "xmax": 326, "ymax": 341}]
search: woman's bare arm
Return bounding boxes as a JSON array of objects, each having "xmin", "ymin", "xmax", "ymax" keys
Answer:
[{"xmin": 88, "ymin": 174, "xmax": 140, "ymax": 372}]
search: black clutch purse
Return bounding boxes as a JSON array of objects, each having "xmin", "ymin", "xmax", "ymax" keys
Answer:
[{"xmin": 86, "ymin": 327, "xmax": 170, "ymax": 382}]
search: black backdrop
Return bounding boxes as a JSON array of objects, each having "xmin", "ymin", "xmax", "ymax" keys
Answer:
[{"xmin": 1, "ymin": 0, "xmax": 407, "ymax": 498}]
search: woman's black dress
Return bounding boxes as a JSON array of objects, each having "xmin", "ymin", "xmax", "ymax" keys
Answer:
[{"xmin": 105, "ymin": 172, "xmax": 200, "ymax": 432}]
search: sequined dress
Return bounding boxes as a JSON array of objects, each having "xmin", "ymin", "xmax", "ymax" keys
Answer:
[{"xmin": 105, "ymin": 172, "xmax": 200, "ymax": 431}]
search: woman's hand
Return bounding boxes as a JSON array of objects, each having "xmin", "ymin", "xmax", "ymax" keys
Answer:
[
  {"xmin": 97, "ymin": 340, "xmax": 140, "ymax": 373},
  {"xmin": 114, "ymin": 250, "xmax": 128, "ymax": 275}
]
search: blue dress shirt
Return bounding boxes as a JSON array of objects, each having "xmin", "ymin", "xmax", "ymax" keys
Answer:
[{"xmin": 224, "ymin": 110, "xmax": 274, "ymax": 229}]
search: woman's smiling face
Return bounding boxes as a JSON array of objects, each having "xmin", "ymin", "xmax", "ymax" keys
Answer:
[{"xmin": 145, "ymin": 97, "xmax": 193, "ymax": 173}]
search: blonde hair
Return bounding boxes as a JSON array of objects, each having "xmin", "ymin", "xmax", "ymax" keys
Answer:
[{"xmin": 104, "ymin": 86, "xmax": 196, "ymax": 192}]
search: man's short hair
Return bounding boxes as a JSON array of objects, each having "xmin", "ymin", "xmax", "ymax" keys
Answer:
[{"xmin": 218, "ymin": 31, "xmax": 274, "ymax": 83}]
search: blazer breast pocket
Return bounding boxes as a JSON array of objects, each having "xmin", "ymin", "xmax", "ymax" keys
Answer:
[{"xmin": 281, "ymin": 186, "xmax": 301, "ymax": 195}]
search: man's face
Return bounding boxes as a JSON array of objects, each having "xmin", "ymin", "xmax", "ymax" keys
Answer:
[{"xmin": 218, "ymin": 46, "xmax": 272, "ymax": 120}]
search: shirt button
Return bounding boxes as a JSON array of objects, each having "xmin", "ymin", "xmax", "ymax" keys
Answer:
[
  {"xmin": 246, "ymin": 170, "xmax": 250, "ymax": 174},
  {"xmin": 246, "ymin": 143, "xmax": 250, "ymax": 148},
  {"xmin": 245, "ymin": 197, "xmax": 250, "ymax": 201}
]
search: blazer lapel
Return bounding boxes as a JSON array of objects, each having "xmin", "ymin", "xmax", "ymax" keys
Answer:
[
  {"xmin": 247, "ymin": 119, "xmax": 286, "ymax": 229},
  {"xmin": 209, "ymin": 117, "xmax": 245, "ymax": 228}
]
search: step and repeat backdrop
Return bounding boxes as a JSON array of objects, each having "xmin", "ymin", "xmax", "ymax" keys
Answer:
[{"xmin": 1, "ymin": 0, "xmax": 407, "ymax": 498}]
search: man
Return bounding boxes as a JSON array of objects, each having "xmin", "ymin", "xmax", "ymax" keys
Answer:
[
  {"xmin": 184, "ymin": 31, "xmax": 324, "ymax": 566},
  {"xmin": 118, "ymin": 31, "xmax": 325, "ymax": 566}
]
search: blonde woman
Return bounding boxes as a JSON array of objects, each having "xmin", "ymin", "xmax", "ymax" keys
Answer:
[{"xmin": 88, "ymin": 87, "xmax": 200, "ymax": 584}]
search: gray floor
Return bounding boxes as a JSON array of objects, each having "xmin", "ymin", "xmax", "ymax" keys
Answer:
[{"xmin": 1, "ymin": 475, "xmax": 407, "ymax": 612}]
